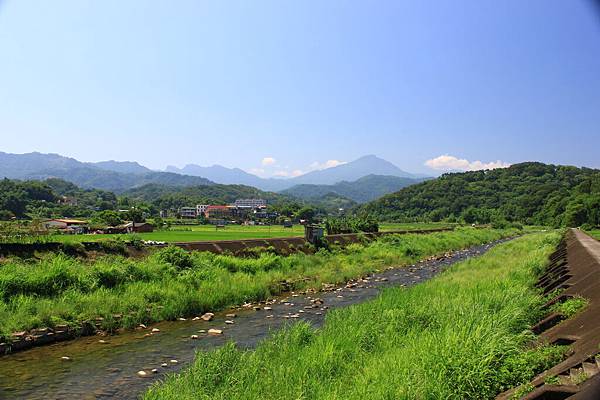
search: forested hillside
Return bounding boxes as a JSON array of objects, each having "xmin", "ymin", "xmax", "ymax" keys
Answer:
[
  {"xmin": 360, "ymin": 162, "xmax": 600, "ymax": 227},
  {"xmin": 0, "ymin": 178, "xmax": 118, "ymax": 219},
  {"xmin": 282, "ymin": 174, "xmax": 424, "ymax": 203},
  {"xmin": 121, "ymin": 183, "xmax": 289, "ymax": 210}
]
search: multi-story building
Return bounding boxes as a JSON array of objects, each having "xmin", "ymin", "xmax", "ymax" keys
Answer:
[
  {"xmin": 233, "ymin": 198, "xmax": 266, "ymax": 208},
  {"xmin": 204, "ymin": 205, "xmax": 232, "ymax": 220},
  {"xmin": 196, "ymin": 204, "xmax": 209, "ymax": 216},
  {"xmin": 179, "ymin": 207, "xmax": 197, "ymax": 218}
]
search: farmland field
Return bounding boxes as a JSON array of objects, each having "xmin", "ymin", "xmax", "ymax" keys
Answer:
[{"xmin": 47, "ymin": 222, "xmax": 454, "ymax": 243}]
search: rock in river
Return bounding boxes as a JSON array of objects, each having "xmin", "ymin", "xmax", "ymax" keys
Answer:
[{"xmin": 200, "ymin": 313, "xmax": 214, "ymax": 321}]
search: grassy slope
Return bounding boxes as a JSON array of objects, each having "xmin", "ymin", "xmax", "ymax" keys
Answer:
[
  {"xmin": 0, "ymin": 228, "xmax": 504, "ymax": 341},
  {"xmin": 588, "ymin": 230, "xmax": 600, "ymax": 240},
  {"xmin": 144, "ymin": 232, "xmax": 564, "ymax": 400},
  {"xmin": 45, "ymin": 223, "xmax": 452, "ymax": 243}
]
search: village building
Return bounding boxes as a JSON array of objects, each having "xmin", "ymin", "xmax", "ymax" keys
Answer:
[
  {"xmin": 120, "ymin": 222, "xmax": 154, "ymax": 233},
  {"xmin": 233, "ymin": 198, "xmax": 266, "ymax": 208},
  {"xmin": 204, "ymin": 205, "xmax": 232, "ymax": 220},
  {"xmin": 179, "ymin": 207, "xmax": 197, "ymax": 218},
  {"xmin": 42, "ymin": 219, "xmax": 88, "ymax": 234},
  {"xmin": 196, "ymin": 204, "xmax": 209, "ymax": 216}
]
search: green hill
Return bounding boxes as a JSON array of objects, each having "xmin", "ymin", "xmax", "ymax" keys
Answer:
[
  {"xmin": 0, "ymin": 178, "xmax": 118, "ymax": 219},
  {"xmin": 359, "ymin": 162, "xmax": 600, "ymax": 227}
]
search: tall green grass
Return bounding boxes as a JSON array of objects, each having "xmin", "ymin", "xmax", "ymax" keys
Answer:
[
  {"xmin": 144, "ymin": 232, "xmax": 564, "ymax": 400},
  {"xmin": 588, "ymin": 230, "xmax": 600, "ymax": 241},
  {"xmin": 0, "ymin": 228, "xmax": 510, "ymax": 340}
]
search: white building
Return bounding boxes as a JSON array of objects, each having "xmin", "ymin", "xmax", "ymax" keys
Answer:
[
  {"xmin": 196, "ymin": 204, "xmax": 209, "ymax": 215},
  {"xmin": 233, "ymin": 199, "xmax": 266, "ymax": 208},
  {"xmin": 179, "ymin": 207, "xmax": 197, "ymax": 218}
]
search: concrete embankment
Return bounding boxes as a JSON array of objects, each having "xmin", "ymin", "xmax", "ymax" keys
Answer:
[{"xmin": 497, "ymin": 229, "xmax": 600, "ymax": 400}]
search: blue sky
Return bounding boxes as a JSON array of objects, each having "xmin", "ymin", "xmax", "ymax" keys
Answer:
[{"xmin": 0, "ymin": 1, "xmax": 599, "ymax": 177}]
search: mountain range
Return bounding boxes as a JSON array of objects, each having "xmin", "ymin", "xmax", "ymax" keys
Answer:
[
  {"xmin": 281, "ymin": 174, "xmax": 427, "ymax": 203},
  {"xmin": 0, "ymin": 152, "xmax": 428, "ymax": 200},
  {"xmin": 165, "ymin": 155, "xmax": 426, "ymax": 191},
  {"xmin": 0, "ymin": 152, "xmax": 212, "ymax": 192}
]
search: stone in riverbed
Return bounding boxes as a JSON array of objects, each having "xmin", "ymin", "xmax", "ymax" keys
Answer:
[
  {"xmin": 201, "ymin": 313, "xmax": 214, "ymax": 321},
  {"xmin": 170, "ymin": 359, "xmax": 178, "ymax": 364},
  {"xmin": 225, "ymin": 320, "xmax": 234, "ymax": 324},
  {"xmin": 190, "ymin": 334, "xmax": 199, "ymax": 339},
  {"xmin": 263, "ymin": 306, "xmax": 272, "ymax": 311},
  {"xmin": 208, "ymin": 329, "xmax": 223, "ymax": 335},
  {"xmin": 226, "ymin": 313, "xmax": 237, "ymax": 318},
  {"xmin": 61, "ymin": 356, "xmax": 71, "ymax": 361},
  {"xmin": 151, "ymin": 328, "xmax": 160, "ymax": 333},
  {"xmin": 161, "ymin": 363, "xmax": 168, "ymax": 367},
  {"xmin": 137, "ymin": 370, "xmax": 148, "ymax": 377},
  {"xmin": 151, "ymin": 368, "xmax": 158, "ymax": 373}
]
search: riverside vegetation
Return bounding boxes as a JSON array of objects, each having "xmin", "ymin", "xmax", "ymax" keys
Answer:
[
  {"xmin": 144, "ymin": 232, "xmax": 567, "ymax": 400},
  {"xmin": 0, "ymin": 228, "xmax": 510, "ymax": 343}
]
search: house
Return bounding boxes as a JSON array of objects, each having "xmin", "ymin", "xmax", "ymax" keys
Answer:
[
  {"xmin": 179, "ymin": 207, "xmax": 197, "ymax": 218},
  {"xmin": 42, "ymin": 219, "xmax": 88, "ymax": 233},
  {"xmin": 196, "ymin": 204, "xmax": 209, "ymax": 216},
  {"xmin": 204, "ymin": 205, "xmax": 232, "ymax": 220},
  {"xmin": 233, "ymin": 199, "xmax": 266, "ymax": 209},
  {"xmin": 58, "ymin": 196, "xmax": 78, "ymax": 206},
  {"xmin": 120, "ymin": 222, "xmax": 154, "ymax": 233}
]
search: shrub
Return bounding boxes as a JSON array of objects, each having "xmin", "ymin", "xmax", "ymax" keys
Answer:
[
  {"xmin": 155, "ymin": 246, "xmax": 194, "ymax": 270},
  {"xmin": 325, "ymin": 216, "xmax": 379, "ymax": 235}
]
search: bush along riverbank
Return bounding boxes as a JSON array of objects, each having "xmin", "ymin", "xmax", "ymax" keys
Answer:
[
  {"xmin": 0, "ymin": 228, "xmax": 514, "ymax": 349},
  {"xmin": 144, "ymin": 232, "xmax": 567, "ymax": 400}
]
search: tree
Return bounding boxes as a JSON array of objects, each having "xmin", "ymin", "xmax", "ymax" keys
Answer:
[
  {"xmin": 92, "ymin": 210, "xmax": 124, "ymax": 227},
  {"xmin": 296, "ymin": 206, "xmax": 316, "ymax": 222}
]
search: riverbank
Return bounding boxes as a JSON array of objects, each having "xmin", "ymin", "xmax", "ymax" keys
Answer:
[
  {"xmin": 0, "ymin": 234, "xmax": 512, "ymax": 399},
  {"xmin": 144, "ymin": 232, "xmax": 565, "ymax": 400},
  {"xmin": 0, "ymin": 228, "xmax": 512, "ymax": 351}
]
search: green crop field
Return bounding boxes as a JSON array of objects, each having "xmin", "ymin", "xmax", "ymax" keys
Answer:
[
  {"xmin": 49, "ymin": 225, "xmax": 306, "ymax": 243},
  {"xmin": 46, "ymin": 222, "xmax": 453, "ymax": 244}
]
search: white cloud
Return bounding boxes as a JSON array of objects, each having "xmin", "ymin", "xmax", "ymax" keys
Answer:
[
  {"xmin": 425, "ymin": 155, "xmax": 511, "ymax": 171},
  {"xmin": 308, "ymin": 159, "xmax": 346, "ymax": 171},
  {"xmin": 250, "ymin": 158, "xmax": 345, "ymax": 179},
  {"xmin": 261, "ymin": 157, "xmax": 276, "ymax": 166}
]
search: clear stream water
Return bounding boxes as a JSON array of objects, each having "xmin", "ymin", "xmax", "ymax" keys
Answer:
[{"xmin": 0, "ymin": 239, "xmax": 507, "ymax": 399}]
